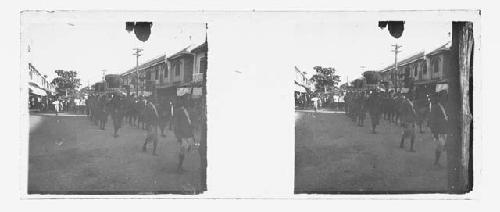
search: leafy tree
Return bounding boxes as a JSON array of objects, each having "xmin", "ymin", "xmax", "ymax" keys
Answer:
[
  {"xmin": 362, "ymin": 71, "xmax": 382, "ymax": 84},
  {"xmin": 51, "ymin": 70, "xmax": 81, "ymax": 96},
  {"xmin": 310, "ymin": 66, "xmax": 341, "ymax": 92}
]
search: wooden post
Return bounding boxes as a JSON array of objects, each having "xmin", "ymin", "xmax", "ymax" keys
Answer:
[
  {"xmin": 447, "ymin": 22, "xmax": 473, "ymax": 193},
  {"xmin": 198, "ymin": 23, "xmax": 208, "ymax": 193}
]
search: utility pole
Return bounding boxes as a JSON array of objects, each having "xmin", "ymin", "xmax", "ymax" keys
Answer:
[
  {"xmin": 133, "ymin": 48, "xmax": 143, "ymax": 96},
  {"xmin": 101, "ymin": 70, "xmax": 107, "ymax": 82},
  {"xmin": 391, "ymin": 44, "xmax": 402, "ymax": 91},
  {"xmin": 101, "ymin": 69, "xmax": 107, "ymax": 91}
]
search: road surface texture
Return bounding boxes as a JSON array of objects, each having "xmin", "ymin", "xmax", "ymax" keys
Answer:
[
  {"xmin": 295, "ymin": 110, "xmax": 447, "ymax": 194},
  {"xmin": 28, "ymin": 113, "xmax": 202, "ymax": 194}
]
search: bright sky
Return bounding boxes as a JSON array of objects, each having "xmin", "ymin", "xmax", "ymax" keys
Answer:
[
  {"xmin": 23, "ymin": 16, "xmax": 450, "ymax": 88},
  {"xmin": 292, "ymin": 21, "xmax": 451, "ymax": 84},
  {"xmin": 24, "ymin": 21, "xmax": 206, "ymax": 87}
]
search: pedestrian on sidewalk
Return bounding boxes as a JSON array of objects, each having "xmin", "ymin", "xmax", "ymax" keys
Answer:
[
  {"xmin": 399, "ymin": 94, "xmax": 417, "ymax": 152},
  {"xmin": 52, "ymin": 99, "xmax": 60, "ymax": 116},
  {"xmin": 311, "ymin": 96, "xmax": 319, "ymax": 113}
]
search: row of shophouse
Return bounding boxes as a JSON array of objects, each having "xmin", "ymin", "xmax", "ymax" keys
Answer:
[
  {"xmin": 28, "ymin": 63, "xmax": 57, "ymax": 96},
  {"xmin": 115, "ymin": 41, "xmax": 208, "ymax": 100},
  {"xmin": 28, "ymin": 63, "xmax": 57, "ymax": 110},
  {"xmin": 294, "ymin": 66, "xmax": 314, "ymax": 94},
  {"xmin": 294, "ymin": 66, "xmax": 316, "ymax": 107},
  {"xmin": 354, "ymin": 42, "xmax": 452, "ymax": 98}
]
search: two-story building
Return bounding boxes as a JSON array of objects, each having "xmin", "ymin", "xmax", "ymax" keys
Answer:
[
  {"xmin": 379, "ymin": 51, "xmax": 425, "ymax": 92},
  {"xmin": 28, "ymin": 63, "xmax": 56, "ymax": 96},
  {"xmin": 377, "ymin": 42, "xmax": 451, "ymax": 97},
  {"xmin": 413, "ymin": 43, "xmax": 452, "ymax": 98},
  {"xmin": 294, "ymin": 66, "xmax": 315, "ymax": 107},
  {"xmin": 120, "ymin": 41, "xmax": 208, "ymax": 101},
  {"xmin": 156, "ymin": 42, "xmax": 207, "ymax": 99},
  {"xmin": 28, "ymin": 63, "xmax": 57, "ymax": 111},
  {"xmin": 120, "ymin": 54, "xmax": 167, "ymax": 97},
  {"xmin": 294, "ymin": 66, "xmax": 309, "ymax": 93}
]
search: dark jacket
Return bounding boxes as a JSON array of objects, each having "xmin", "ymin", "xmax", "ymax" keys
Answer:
[
  {"xmin": 173, "ymin": 106, "xmax": 194, "ymax": 139},
  {"xmin": 143, "ymin": 102, "xmax": 159, "ymax": 126},
  {"xmin": 399, "ymin": 98, "xmax": 416, "ymax": 123},
  {"xmin": 429, "ymin": 101, "xmax": 448, "ymax": 134}
]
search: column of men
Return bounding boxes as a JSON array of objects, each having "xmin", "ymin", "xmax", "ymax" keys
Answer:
[
  {"xmin": 85, "ymin": 92, "xmax": 199, "ymax": 172},
  {"xmin": 344, "ymin": 89, "xmax": 449, "ymax": 167}
]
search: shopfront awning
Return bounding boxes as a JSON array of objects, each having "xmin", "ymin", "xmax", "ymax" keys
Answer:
[{"xmin": 29, "ymin": 84, "xmax": 47, "ymax": 96}]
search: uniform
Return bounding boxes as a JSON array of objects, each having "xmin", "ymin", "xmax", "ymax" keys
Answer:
[
  {"xmin": 367, "ymin": 92, "xmax": 382, "ymax": 133},
  {"xmin": 97, "ymin": 95, "xmax": 109, "ymax": 130},
  {"xmin": 142, "ymin": 101, "xmax": 159, "ymax": 155},
  {"xmin": 429, "ymin": 97, "xmax": 448, "ymax": 166},
  {"xmin": 356, "ymin": 94, "xmax": 367, "ymax": 127},
  {"xmin": 158, "ymin": 98, "xmax": 173, "ymax": 137},
  {"xmin": 173, "ymin": 104, "xmax": 195, "ymax": 172},
  {"xmin": 414, "ymin": 97, "xmax": 430, "ymax": 133},
  {"xmin": 137, "ymin": 99, "xmax": 147, "ymax": 130},
  {"xmin": 110, "ymin": 95, "xmax": 125, "ymax": 138},
  {"xmin": 399, "ymin": 97, "xmax": 417, "ymax": 152}
]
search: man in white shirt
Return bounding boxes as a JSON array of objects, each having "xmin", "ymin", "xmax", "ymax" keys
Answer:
[
  {"xmin": 311, "ymin": 97, "xmax": 319, "ymax": 113},
  {"xmin": 52, "ymin": 99, "xmax": 60, "ymax": 115}
]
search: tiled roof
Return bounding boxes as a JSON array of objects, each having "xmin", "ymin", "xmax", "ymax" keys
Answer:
[
  {"xmin": 379, "ymin": 42, "xmax": 451, "ymax": 73},
  {"xmin": 426, "ymin": 42, "xmax": 451, "ymax": 56},
  {"xmin": 380, "ymin": 51, "xmax": 425, "ymax": 72},
  {"xmin": 121, "ymin": 41, "xmax": 207, "ymax": 76},
  {"xmin": 122, "ymin": 54, "xmax": 166, "ymax": 76},
  {"xmin": 191, "ymin": 41, "xmax": 208, "ymax": 53}
]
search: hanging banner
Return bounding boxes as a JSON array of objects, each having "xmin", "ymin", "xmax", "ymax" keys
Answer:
[
  {"xmin": 192, "ymin": 87, "xmax": 202, "ymax": 96},
  {"xmin": 436, "ymin": 83, "xmax": 448, "ymax": 92},
  {"xmin": 142, "ymin": 91, "xmax": 152, "ymax": 97},
  {"xmin": 177, "ymin": 87, "xmax": 192, "ymax": 96}
]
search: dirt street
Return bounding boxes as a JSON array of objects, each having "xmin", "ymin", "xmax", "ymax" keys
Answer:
[
  {"xmin": 28, "ymin": 113, "xmax": 203, "ymax": 194},
  {"xmin": 295, "ymin": 111, "xmax": 447, "ymax": 193}
]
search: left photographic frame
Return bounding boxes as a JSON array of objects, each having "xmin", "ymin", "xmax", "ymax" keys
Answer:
[{"xmin": 21, "ymin": 11, "xmax": 208, "ymax": 195}]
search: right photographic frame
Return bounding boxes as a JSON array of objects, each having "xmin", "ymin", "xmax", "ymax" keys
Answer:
[{"xmin": 294, "ymin": 15, "xmax": 476, "ymax": 194}]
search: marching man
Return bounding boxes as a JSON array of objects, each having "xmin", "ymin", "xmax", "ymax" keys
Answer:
[
  {"xmin": 173, "ymin": 95, "xmax": 195, "ymax": 173},
  {"xmin": 142, "ymin": 98, "xmax": 160, "ymax": 156},
  {"xmin": 399, "ymin": 94, "xmax": 417, "ymax": 152},
  {"xmin": 429, "ymin": 91, "xmax": 448, "ymax": 167}
]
